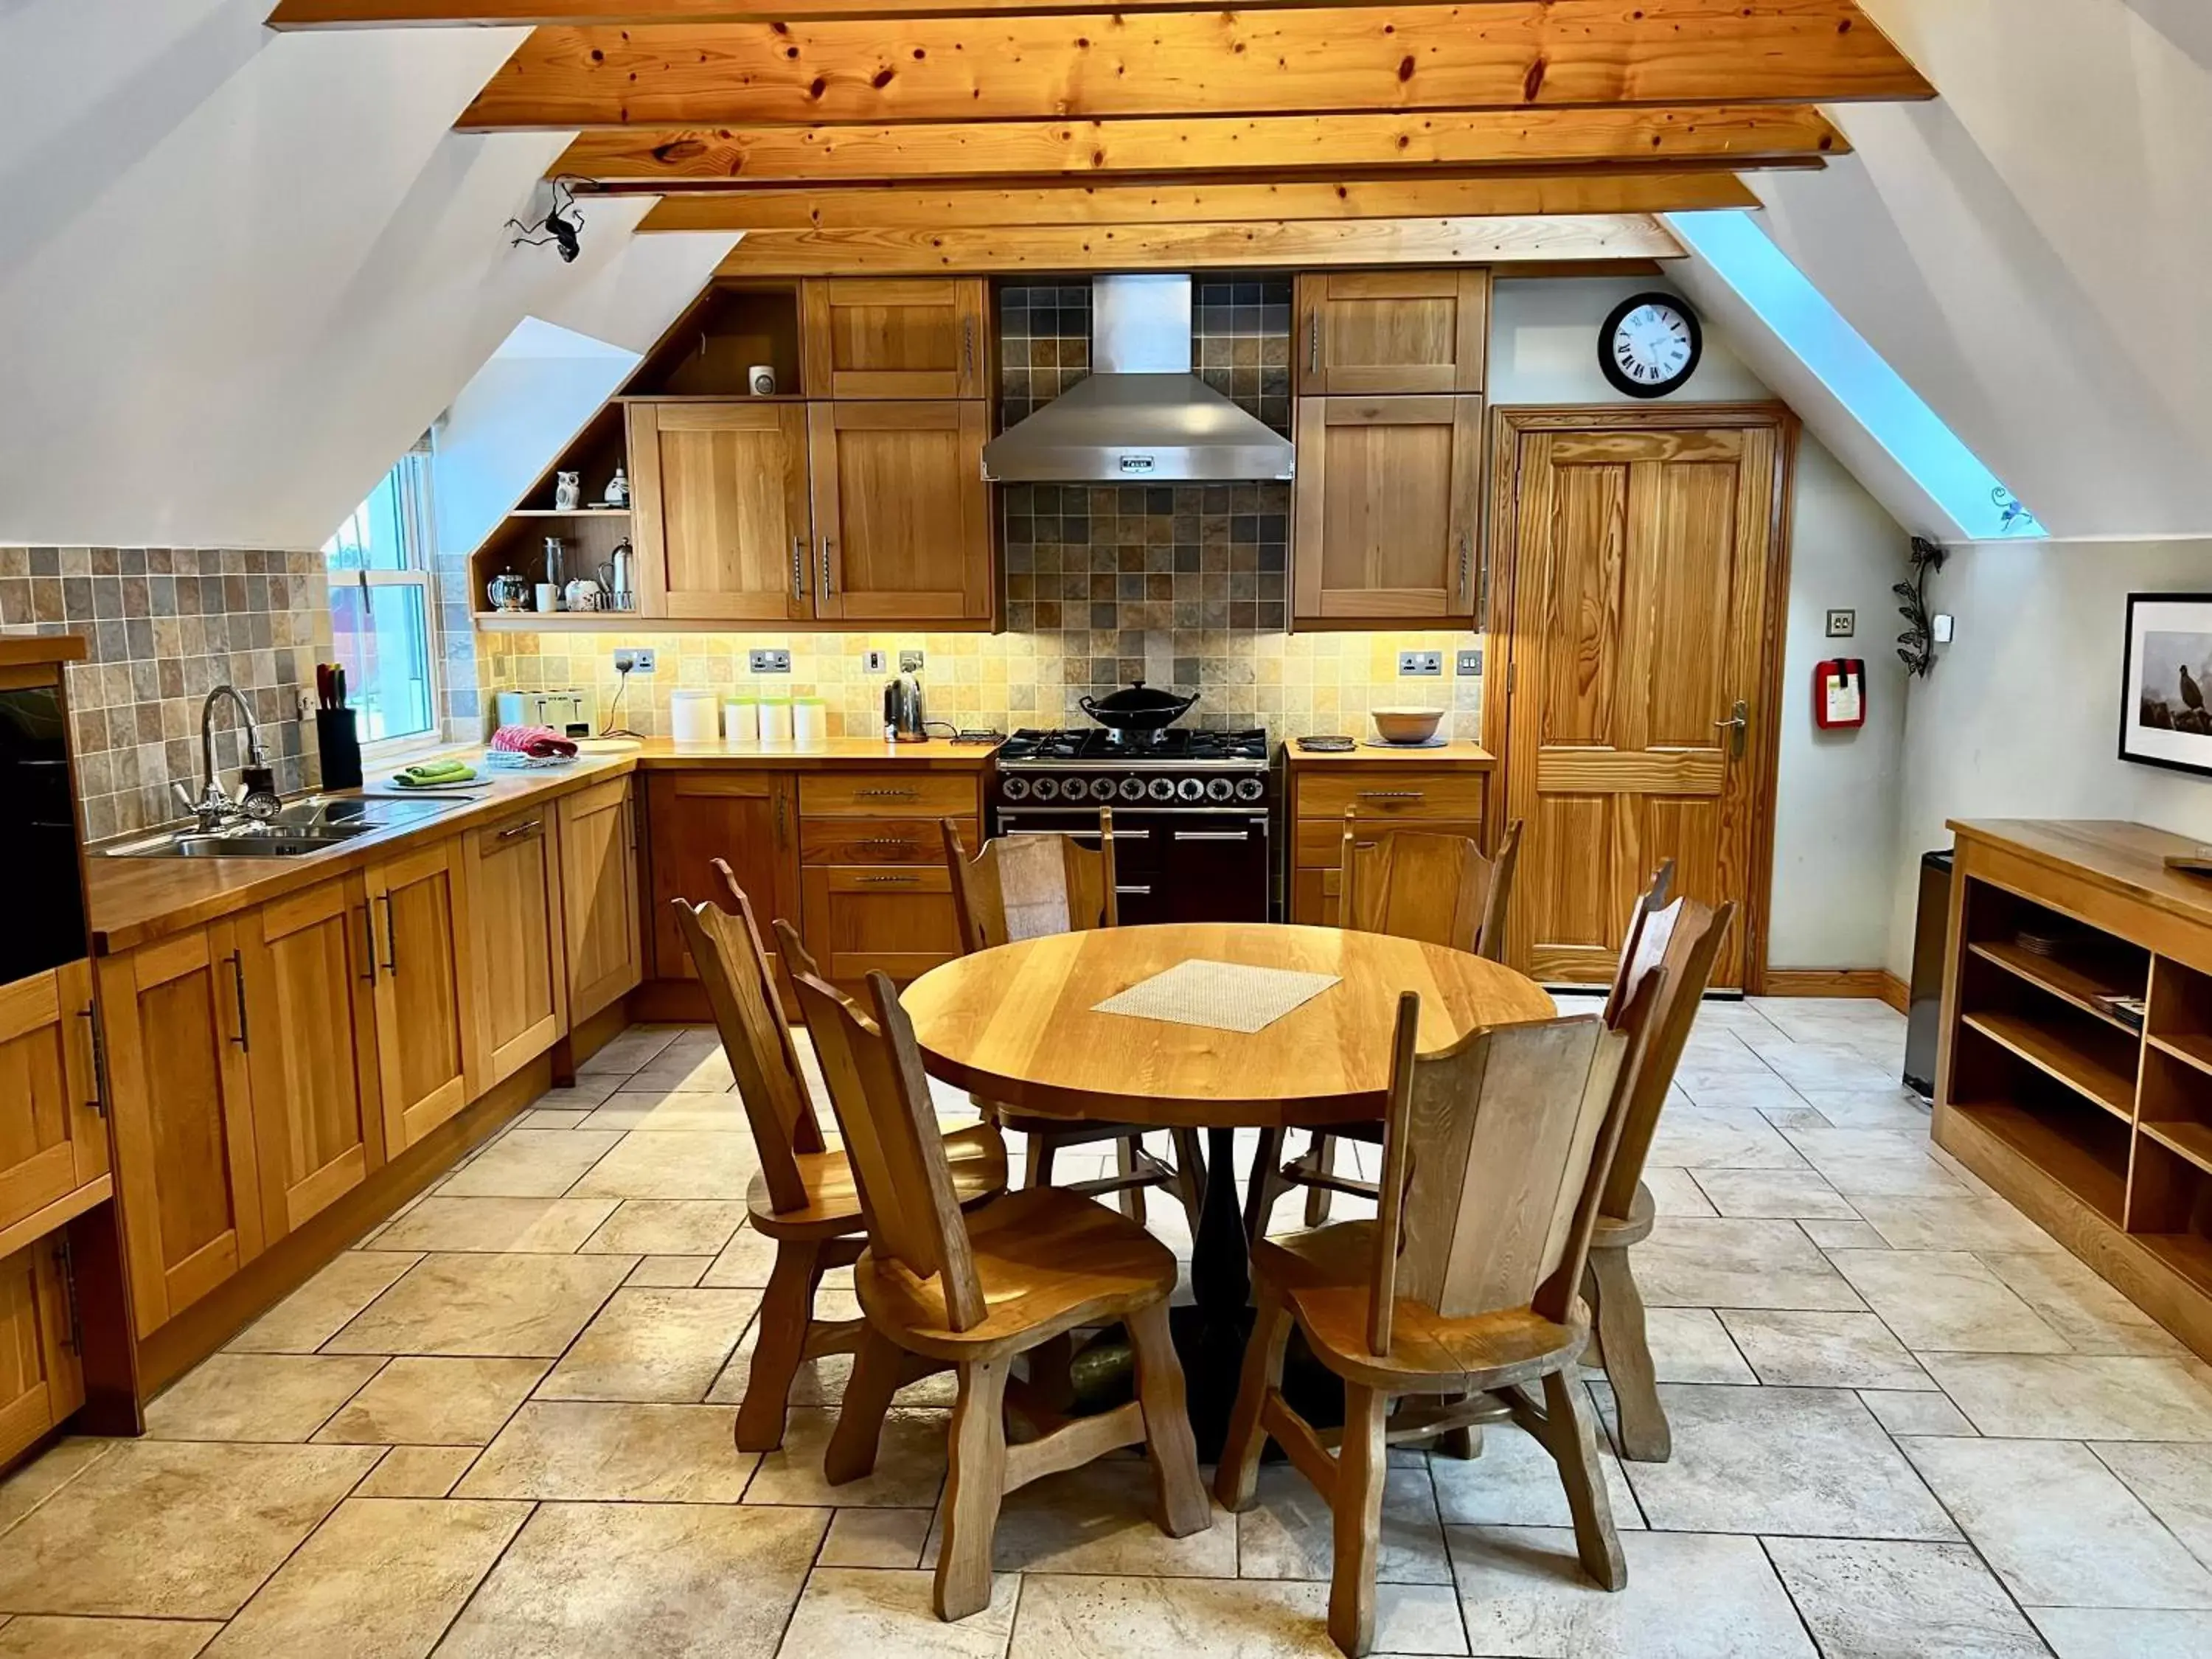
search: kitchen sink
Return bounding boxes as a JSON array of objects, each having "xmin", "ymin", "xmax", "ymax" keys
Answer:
[{"xmin": 105, "ymin": 794, "xmax": 461, "ymax": 859}]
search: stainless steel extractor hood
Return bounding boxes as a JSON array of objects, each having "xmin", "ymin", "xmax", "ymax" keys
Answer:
[{"xmin": 981, "ymin": 274, "xmax": 1295, "ymax": 483}]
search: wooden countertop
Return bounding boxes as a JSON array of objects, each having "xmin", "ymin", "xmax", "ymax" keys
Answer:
[
  {"xmin": 0, "ymin": 634, "xmax": 88, "ymax": 669},
  {"xmin": 1284, "ymin": 740, "xmax": 1495, "ymax": 769},
  {"xmin": 1950, "ymin": 818, "xmax": 2212, "ymax": 930},
  {"xmin": 86, "ymin": 737, "xmax": 998, "ymax": 956}
]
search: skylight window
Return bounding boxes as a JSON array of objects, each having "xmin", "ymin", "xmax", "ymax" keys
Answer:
[{"xmin": 1667, "ymin": 210, "xmax": 2045, "ymax": 541}]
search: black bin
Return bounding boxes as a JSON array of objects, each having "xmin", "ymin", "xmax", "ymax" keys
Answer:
[{"xmin": 1903, "ymin": 849, "xmax": 1954, "ymax": 1096}]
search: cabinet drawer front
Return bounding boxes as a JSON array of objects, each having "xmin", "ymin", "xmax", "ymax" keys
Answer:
[
  {"xmin": 800, "ymin": 773, "xmax": 979, "ymax": 818},
  {"xmin": 800, "ymin": 865, "xmax": 960, "ymax": 986},
  {"xmin": 1296, "ymin": 772, "xmax": 1489, "ymax": 823},
  {"xmin": 1293, "ymin": 815, "xmax": 1486, "ymax": 869},
  {"xmin": 802, "ymin": 817, "xmax": 975, "ymax": 866}
]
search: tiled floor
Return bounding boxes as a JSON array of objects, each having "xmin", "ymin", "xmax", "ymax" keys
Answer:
[{"xmin": 6, "ymin": 998, "xmax": 2212, "ymax": 1657}]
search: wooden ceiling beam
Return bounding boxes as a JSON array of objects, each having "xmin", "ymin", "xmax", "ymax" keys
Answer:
[
  {"xmin": 270, "ymin": 0, "xmax": 1710, "ymax": 21},
  {"xmin": 458, "ymin": 4, "xmax": 1933, "ymax": 131},
  {"xmin": 709, "ymin": 213, "xmax": 1684, "ymax": 275},
  {"xmin": 557, "ymin": 105, "xmax": 1844, "ymax": 186},
  {"xmin": 635, "ymin": 170, "xmax": 1762, "ymax": 231}
]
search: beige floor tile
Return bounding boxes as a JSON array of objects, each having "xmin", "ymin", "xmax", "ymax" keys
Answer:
[
  {"xmin": 1627, "ymin": 1307, "xmax": 1756, "ymax": 1385},
  {"xmin": 2090, "ymin": 1442, "xmax": 2212, "ymax": 1568},
  {"xmin": 434, "ymin": 1500, "xmax": 824, "ymax": 1659},
  {"xmin": 1923, "ymin": 1354, "xmax": 2212, "ymax": 1440},
  {"xmin": 1801, "ymin": 1217, "xmax": 1891, "ymax": 1250},
  {"xmin": 1427, "ymin": 1421, "xmax": 1642, "ymax": 1531},
  {"xmin": 1851, "ymin": 1195, "xmax": 2066, "ymax": 1253},
  {"xmin": 628, "ymin": 1255, "xmax": 714, "ymax": 1287},
  {"xmin": 819, "ymin": 1507, "xmax": 936, "ymax": 1568},
  {"xmin": 574, "ymin": 1024, "xmax": 681, "ymax": 1076},
  {"xmin": 605, "ymin": 1096, "xmax": 755, "ymax": 1133},
  {"xmin": 1644, "ymin": 1107, "xmax": 1809, "ymax": 1171},
  {"xmin": 143, "ymin": 1353, "xmax": 386, "ymax": 1443},
  {"xmin": 226, "ymin": 1253, "xmax": 422, "ymax": 1354},
  {"xmin": 1747, "ymin": 1040, "xmax": 1900, "ymax": 1093},
  {"xmin": 0, "ymin": 1440, "xmax": 378, "ymax": 1618},
  {"xmin": 706, "ymin": 1289, "xmax": 955, "ymax": 1411},
  {"xmin": 522, "ymin": 1076, "xmax": 624, "ymax": 1110},
  {"xmin": 1777, "ymin": 1126, "xmax": 1969, "ymax": 1199},
  {"xmin": 313, "ymin": 1357, "xmax": 548, "ymax": 1445},
  {"xmin": 511, "ymin": 1108, "xmax": 595, "ymax": 1130},
  {"xmin": 2028, "ymin": 1606, "xmax": 2212, "ymax": 1658},
  {"xmin": 1631, "ymin": 1217, "xmax": 1865, "ymax": 1310},
  {"xmin": 372, "ymin": 1196, "xmax": 619, "ymax": 1253},
  {"xmin": 917, "ymin": 1457, "xmax": 1235, "ymax": 1578},
  {"xmin": 581, "ymin": 1199, "xmax": 748, "ymax": 1256},
  {"xmin": 575, "ymin": 1099, "xmax": 661, "ymax": 1132},
  {"xmin": 0, "ymin": 1438, "xmax": 112, "ymax": 1534},
  {"xmin": 1638, "ymin": 1167, "xmax": 1717, "ymax": 1217},
  {"xmin": 323, "ymin": 1253, "xmax": 632, "ymax": 1358},
  {"xmin": 456, "ymin": 1400, "xmax": 756, "ymax": 1502},
  {"xmin": 437, "ymin": 1130, "xmax": 623, "ymax": 1198},
  {"xmin": 745, "ymin": 1406, "xmax": 947, "ymax": 1509},
  {"xmin": 1902, "ymin": 1436, "xmax": 2212, "ymax": 1608},
  {"xmin": 568, "ymin": 1131, "xmax": 764, "ymax": 1201},
  {"xmin": 1615, "ymin": 1385, "xmax": 1956, "ymax": 1538},
  {"xmin": 1239, "ymin": 1459, "xmax": 1453, "ymax": 1584},
  {"xmin": 1978, "ymin": 1251, "xmax": 2188, "ymax": 1356},
  {"xmin": 1826, "ymin": 1249, "xmax": 2069, "ymax": 1354},
  {"xmin": 0, "ymin": 1617, "xmax": 221, "ymax": 1658},
  {"xmin": 355, "ymin": 1446, "xmax": 480, "ymax": 1499},
  {"xmin": 1671, "ymin": 1074, "xmax": 1809, "ymax": 1114},
  {"xmin": 1714, "ymin": 1310, "xmax": 1934, "ymax": 1388},
  {"xmin": 1007, "ymin": 1575, "xmax": 1342, "ymax": 1658},
  {"xmin": 779, "ymin": 1567, "xmax": 1017, "ymax": 1659},
  {"xmin": 537, "ymin": 1287, "xmax": 759, "ymax": 1402},
  {"xmin": 1859, "ymin": 1389, "xmax": 1977, "ymax": 1436},
  {"xmin": 1762, "ymin": 1537, "xmax": 2048, "ymax": 1658},
  {"xmin": 627, "ymin": 1034, "xmax": 737, "ymax": 1094},
  {"xmin": 698, "ymin": 1220, "xmax": 782, "ymax": 1287},
  {"xmin": 1792, "ymin": 1088, "xmax": 1936, "ymax": 1133},
  {"xmin": 1687, "ymin": 1167, "xmax": 1858, "ymax": 1219},
  {"xmin": 1447, "ymin": 1525, "xmax": 1815, "ymax": 1658},
  {"xmin": 206, "ymin": 1495, "xmax": 528, "ymax": 1658}
]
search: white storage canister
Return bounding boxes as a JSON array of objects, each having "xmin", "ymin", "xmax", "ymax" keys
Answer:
[{"xmin": 669, "ymin": 689, "xmax": 719, "ymax": 742}]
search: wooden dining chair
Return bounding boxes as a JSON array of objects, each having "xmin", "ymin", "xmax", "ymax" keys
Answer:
[
  {"xmin": 1582, "ymin": 884, "xmax": 1734, "ymax": 1464},
  {"xmin": 1253, "ymin": 813, "xmax": 1525, "ymax": 1235},
  {"xmin": 776, "ymin": 922, "xmax": 1211, "ymax": 1623},
  {"xmin": 942, "ymin": 811, "xmax": 1206, "ymax": 1230},
  {"xmin": 674, "ymin": 862, "xmax": 1009, "ymax": 1453},
  {"xmin": 1216, "ymin": 979, "xmax": 1658, "ymax": 1658}
]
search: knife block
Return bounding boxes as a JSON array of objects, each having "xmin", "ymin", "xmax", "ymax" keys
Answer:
[{"xmin": 316, "ymin": 708, "xmax": 363, "ymax": 790}]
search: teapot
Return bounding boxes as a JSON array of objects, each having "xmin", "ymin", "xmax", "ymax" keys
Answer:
[
  {"xmin": 563, "ymin": 577, "xmax": 605, "ymax": 612},
  {"xmin": 486, "ymin": 568, "xmax": 531, "ymax": 612}
]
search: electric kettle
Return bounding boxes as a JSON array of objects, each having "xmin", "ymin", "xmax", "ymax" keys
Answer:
[{"xmin": 883, "ymin": 671, "xmax": 927, "ymax": 743}]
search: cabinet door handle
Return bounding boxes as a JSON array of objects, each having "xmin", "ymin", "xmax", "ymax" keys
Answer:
[
  {"xmin": 773, "ymin": 790, "xmax": 787, "ymax": 847},
  {"xmin": 1458, "ymin": 530, "xmax": 1472, "ymax": 603},
  {"xmin": 77, "ymin": 1005, "xmax": 106, "ymax": 1119},
  {"xmin": 1357, "ymin": 789, "xmax": 1427, "ymax": 801},
  {"xmin": 379, "ymin": 894, "xmax": 399, "ymax": 975},
  {"xmin": 496, "ymin": 818, "xmax": 544, "ymax": 841},
  {"xmin": 961, "ymin": 315, "xmax": 975, "ymax": 378},
  {"xmin": 791, "ymin": 533, "xmax": 805, "ymax": 601},
  {"xmin": 1308, "ymin": 312, "xmax": 1322, "ymax": 375},
  {"xmin": 858, "ymin": 873, "xmax": 919, "ymax": 885},
  {"xmin": 361, "ymin": 906, "xmax": 378, "ymax": 985},
  {"xmin": 820, "ymin": 538, "xmax": 835, "ymax": 602},
  {"xmin": 857, "ymin": 787, "xmax": 919, "ymax": 799},
  {"xmin": 227, "ymin": 950, "xmax": 251, "ymax": 1052},
  {"xmin": 858, "ymin": 837, "xmax": 916, "ymax": 850}
]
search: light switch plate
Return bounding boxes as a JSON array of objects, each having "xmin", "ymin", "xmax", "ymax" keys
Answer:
[
  {"xmin": 1399, "ymin": 650, "xmax": 1443, "ymax": 677},
  {"xmin": 1826, "ymin": 608, "xmax": 1856, "ymax": 639},
  {"xmin": 1457, "ymin": 648, "xmax": 1483, "ymax": 677},
  {"xmin": 749, "ymin": 648, "xmax": 791, "ymax": 673},
  {"xmin": 862, "ymin": 649, "xmax": 887, "ymax": 674}
]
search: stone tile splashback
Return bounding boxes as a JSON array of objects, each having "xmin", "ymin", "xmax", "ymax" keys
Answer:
[{"xmin": 0, "ymin": 546, "xmax": 331, "ymax": 839}]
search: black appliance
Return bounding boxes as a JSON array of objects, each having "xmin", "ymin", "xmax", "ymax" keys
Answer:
[
  {"xmin": 1904, "ymin": 848, "xmax": 1953, "ymax": 1096},
  {"xmin": 990, "ymin": 725, "xmax": 1273, "ymax": 925},
  {"xmin": 0, "ymin": 684, "xmax": 88, "ymax": 984}
]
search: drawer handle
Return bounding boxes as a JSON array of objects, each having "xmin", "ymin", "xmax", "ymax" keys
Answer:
[
  {"xmin": 227, "ymin": 950, "xmax": 251, "ymax": 1053},
  {"xmin": 858, "ymin": 873, "xmax": 919, "ymax": 885},
  {"xmin": 496, "ymin": 818, "xmax": 544, "ymax": 841},
  {"xmin": 856, "ymin": 787, "xmax": 919, "ymax": 799},
  {"xmin": 1357, "ymin": 790, "xmax": 1427, "ymax": 801}
]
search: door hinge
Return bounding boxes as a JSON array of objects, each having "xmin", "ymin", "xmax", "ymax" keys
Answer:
[{"xmin": 53, "ymin": 1231, "xmax": 83, "ymax": 1356}]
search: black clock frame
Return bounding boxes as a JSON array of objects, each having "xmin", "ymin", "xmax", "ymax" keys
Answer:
[{"xmin": 1599, "ymin": 292, "xmax": 1703, "ymax": 400}]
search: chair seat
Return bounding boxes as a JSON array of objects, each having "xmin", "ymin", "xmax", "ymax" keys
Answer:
[
  {"xmin": 1590, "ymin": 1180, "xmax": 1656, "ymax": 1251},
  {"xmin": 855, "ymin": 1186, "xmax": 1178, "ymax": 1361},
  {"xmin": 749, "ymin": 1122, "xmax": 1008, "ymax": 1241},
  {"xmin": 1255, "ymin": 1221, "xmax": 1587, "ymax": 1392}
]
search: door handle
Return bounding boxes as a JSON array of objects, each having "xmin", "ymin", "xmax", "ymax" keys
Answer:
[
  {"xmin": 227, "ymin": 950, "xmax": 250, "ymax": 1052},
  {"xmin": 379, "ymin": 894, "xmax": 399, "ymax": 975},
  {"xmin": 1714, "ymin": 700, "xmax": 1750, "ymax": 759}
]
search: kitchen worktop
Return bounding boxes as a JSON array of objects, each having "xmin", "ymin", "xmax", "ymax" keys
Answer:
[
  {"xmin": 86, "ymin": 736, "xmax": 998, "ymax": 955},
  {"xmin": 1283, "ymin": 740, "xmax": 1496, "ymax": 768}
]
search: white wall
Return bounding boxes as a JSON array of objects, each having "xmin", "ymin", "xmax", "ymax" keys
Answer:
[{"xmin": 1489, "ymin": 278, "xmax": 1769, "ymax": 406}]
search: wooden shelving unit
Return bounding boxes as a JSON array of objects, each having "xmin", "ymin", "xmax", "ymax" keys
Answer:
[{"xmin": 1938, "ymin": 821, "xmax": 2212, "ymax": 1360}]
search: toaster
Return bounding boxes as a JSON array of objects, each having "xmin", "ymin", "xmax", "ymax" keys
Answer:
[{"xmin": 495, "ymin": 689, "xmax": 596, "ymax": 738}]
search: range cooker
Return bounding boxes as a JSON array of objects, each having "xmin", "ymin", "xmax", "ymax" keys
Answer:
[{"xmin": 990, "ymin": 727, "xmax": 1273, "ymax": 925}]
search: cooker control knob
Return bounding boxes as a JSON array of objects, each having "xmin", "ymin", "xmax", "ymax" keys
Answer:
[
  {"xmin": 1118, "ymin": 776, "xmax": 1147, "ymax": 801},
  {"xmin": 1147, "ymin": 776, "xmax": 1177, "ymax": 801},
  {"xmin": 1234, "ymin": 776, "xmax": 1265, "ymax": 802},
  {"xmin": 1176, "ymin": 777, "xmax": 1206, "ymax": 802},
  {"xmin": 1032, "ymin": 776, "xmax": 1059, "ymax": 801},
  {"xmin": 1089, "ymin": 776, "xmax": 1116, "ymax": 801},
  {"xmin": 1205, "ymin": 777, "xmax": 1234, "ymax": 801},
  {"xmin": 1001, "ymin": 775, "xmax": 1029, "ymax": 801}
]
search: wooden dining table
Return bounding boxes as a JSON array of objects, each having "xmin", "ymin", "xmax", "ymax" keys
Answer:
[{"xmin": 900, "ymin": 921, "xmax": 1557, "ymax": 1450}]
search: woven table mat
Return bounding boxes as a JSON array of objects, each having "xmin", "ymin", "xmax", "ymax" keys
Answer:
[{"xmin": 1091, "ymin": 959, "xmax": 1342, "ymax": 1034}]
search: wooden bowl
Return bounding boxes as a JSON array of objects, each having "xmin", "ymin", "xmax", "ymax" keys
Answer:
[{"xmin": 1371, "ymin": 707, "xmax": 1444, "ymax": 745}]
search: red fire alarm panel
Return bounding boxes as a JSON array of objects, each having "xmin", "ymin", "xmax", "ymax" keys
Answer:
[{"xmin": 1815, "ymin": 658, "xmax": 1866, "ymax": 729}]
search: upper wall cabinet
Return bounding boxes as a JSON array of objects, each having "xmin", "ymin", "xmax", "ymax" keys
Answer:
[
  {"xmin": 809, "ymin": 401, "xmax": 992, "ymax": 624},
  {"xmin": 1295, "ymin": 271, "xmax": 1490, "ymax": 397},
  {"xmin": 1292, "ymin": 394, "xmax": 1483, "ymax": 627},
  {"xmin": 628, "ymin": 402, "xmax": 813, "ymax": 622},
  {"xmin": 803, "ymin": 279, "xmax": 989, "ymax": 400}
]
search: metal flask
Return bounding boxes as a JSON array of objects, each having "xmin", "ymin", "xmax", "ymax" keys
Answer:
[{"xmin": 883, "ymin": 671, "xmax": 928, "ymax": 742}]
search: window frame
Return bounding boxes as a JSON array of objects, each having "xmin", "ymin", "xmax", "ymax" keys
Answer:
[{"xmin": 324, "ymin": 443, "xmax": 448, "ymax": 758}]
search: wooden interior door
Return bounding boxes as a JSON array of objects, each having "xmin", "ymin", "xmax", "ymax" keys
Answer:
[
  {"xmin": 1495, "ymin": 411, "xmax": 1789, "ymax": 989},
  {"xmin": 0, "ymin": 959, "xmax": 105, "ymax": 1237},
  {"xmin": 366, "ymin": 839, "xmax": 476, "ymax": 1152},
  {"xmin": 627, "ymin": 401, "xmax": 813, "ymax": 621},
  {"xmin": 803, "ymin": 278, "xmax": 987, "ymax": 399},
  {"xmin": 1297, "ymin": 270, "xmax": 1489, "ymax": 395},
  {"xmin": 99, "ymin": 925, "xmax": 263, "ymax": 1336},
  {"xmin": 1293, "ymin": 394, "xmax": 1481, "ymax": 624},
  {"xmin": 809, "ymin": 400, "xmax": 992, "ymax": 623},
  {"xmin": 0, "ymin": 1238, "xmax": 83, "ymax": 1465},
  {"xmin": 464, "ymin": 805, "xmax": 568, "ymax": 1092},
  {"xmin": 237, "ymin": 879, "xmax": 383, "ymax": 1240},
  {"xmin": 646, "ymin": 771, "xmax": 800, "ymax": 983},
  {"xmin": 558, "ymin": 776, "xmax": 644, "ymax": 1024}
]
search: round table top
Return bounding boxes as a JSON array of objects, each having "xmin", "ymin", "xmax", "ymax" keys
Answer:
[{"xmin": 900, "ymin": 922, "xmax": 1558, "ymax": 1129}]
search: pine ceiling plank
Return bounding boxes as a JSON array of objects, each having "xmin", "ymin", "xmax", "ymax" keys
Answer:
[
  {"xmin": 635, "ymin": 170, "xmax": 1761, "ymax": 231},
  {"xmin": 709, "ymin": 214, "xmax": 1685, "ymax": 274},
  {"xmin": 270, "ymin": 0, "xmax": 1652, "ymax": 20},
  {"xmin": 557, "ymin": 106, "xmax": 1845, "ymax": 185},
  {"xmin": 459, "ymin": 4, "xmax": 1934, "ymax": 129}
]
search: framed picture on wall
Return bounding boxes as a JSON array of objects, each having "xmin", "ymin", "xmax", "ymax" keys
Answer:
[{"xmin": 2120, "ymin": 593, "xmax": 2212, "ymax": 777}]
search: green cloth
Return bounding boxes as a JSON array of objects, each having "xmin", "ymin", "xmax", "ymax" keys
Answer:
[{"xmin": 392, "ymin": 760, "xmax": 476, "ymax": 786}]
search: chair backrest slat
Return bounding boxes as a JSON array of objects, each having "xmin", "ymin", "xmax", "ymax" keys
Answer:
[
  {"xmin": 1599, "ymin": 894, "xmax": 1736, "ymax": 1221},
  {"xmin": 944, "ymin": 810, "xmax": 1116, "ymax": 954},
  {"xmin": 1604, "ymin": 860, "xmax": 1677, "ymax": 1023},
  {"xmin": 1340, "ymin": 811, "xmax": 1523, "ymax": 961}
]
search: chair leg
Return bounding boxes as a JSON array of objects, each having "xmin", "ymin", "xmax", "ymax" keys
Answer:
[
  {"xmin": 1304, "ymin": 1133, "xmax": 1336, "ymax": 1225},
  {"xmin": 734, "ymin": 1237, "xmax": 822, "ymax": 1453},
  {"xmin": 824, "ymin": 1326, "xmax": 903, "ymax": 1485},
  {"xmin": 1116, "ymin": 1134, "xmax": 1146, "ymax": 1222},
  {"xmin": 1170, "ymin": 1127, "xmax": 1207, "ymax": 1234},
  {"xmin": 1436, "ymin": 1394, "xmax": 1478, "ymax": 1461},
  {"xmin": 1128, "ymin": 1298, "xmax": 1211, "ymax": 1537},
  {"xmin": 1214, "ymin": 1281, "xmax": 1293, "ymax": 1512},
  {"xmin": 1026, "ymin": 1133, "xmax": 1057, "ymax": 1190},
  {"xmin": 1587, "ymin": 1244, "xmax": 1669, "ymax": 1462},
  {"xmin": 1543, "ymin": 1369, "xmax": 1627, "ymax": 1591},
  {"xmin": 934, "ymin": 1357, "xmax": 1012, "ymax": 1622},
  {"xmin": 1329, "ymin": 1383, "xmax": 1389, "ymax": 1659},
  {"xmin": 1243, "ymin": 1127, "xmax": 1285, "ymax": 1241}
]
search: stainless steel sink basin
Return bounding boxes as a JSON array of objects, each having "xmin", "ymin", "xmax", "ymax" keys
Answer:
[{"xmin": 105, "ymin": 794, "xmax": 462, "ymax": 859}]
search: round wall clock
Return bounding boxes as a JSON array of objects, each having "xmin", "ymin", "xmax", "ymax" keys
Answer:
[{"xmin": 1599, "ymin": 293, "xmax": 1703, "ymax": 399}]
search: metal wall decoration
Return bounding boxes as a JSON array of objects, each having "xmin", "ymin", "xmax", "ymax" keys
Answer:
[{"xmin": 1894, "ymin": 536, "xmax": 1947, "ymax": 678}]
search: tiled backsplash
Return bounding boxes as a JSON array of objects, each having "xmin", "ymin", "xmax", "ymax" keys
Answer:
[{"xmin": 0, "ymin": 546, "xmax": 329, "ymax": 839}]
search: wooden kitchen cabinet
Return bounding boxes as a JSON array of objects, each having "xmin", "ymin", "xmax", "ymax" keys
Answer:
[
  {"xmin": 802, "ymin": 278, "xmax": 988, "ymax": 400},
  {"xmin": 463, "ymin": 804, "xmax": 568, "ymax": 1093},
  {"xmin": 1295, "ymin": 270, "xmax": 1489, "ymax": 396},
  {"xmin": 647, "ymin": 771, "xmax": 800, "ymax": 983},
  {"xmin": 627, "ymin": 401, "xmax": 813, "ymax": 622},
  {"xmin": 233, "ymin": 877, "xmax": 383, "ymax": 1242},
  {"xmin": 365, "ymin": 838, "xmax": 476, "ymax": 1155},
  {"xmin": 1284, "ymin": 748, "xmax": 1494, "ymax": 928},
  {"xmin": 796, "ymin": 769, "xmax": 978, "ymax": 990},
  {"xmin": 100, "ymin": 925, "xmax": 264, "ymax": 1337},
  {"xmin": 558, "ymin": 776, "xmax": 644, "ymax": 1024},
  {"xmin": 1291, "ymin": 394, "xmax": 1482, "ymax": 626},
  {"xmin": 0, "ymin": 959, "xmax": 106, "ymax": 1239},
  {"xmin": 808, "ymin": 401, "xmax": 992, "ymax": 624},
  {"xmin": 0, "ymin": 1237, "xmax": 83, "ymax": 1466}
]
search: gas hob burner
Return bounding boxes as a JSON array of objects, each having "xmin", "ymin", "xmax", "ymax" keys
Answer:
[{"xmin": 998, "ymin": 727, "xmax": 1270, "ymax": 767}]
